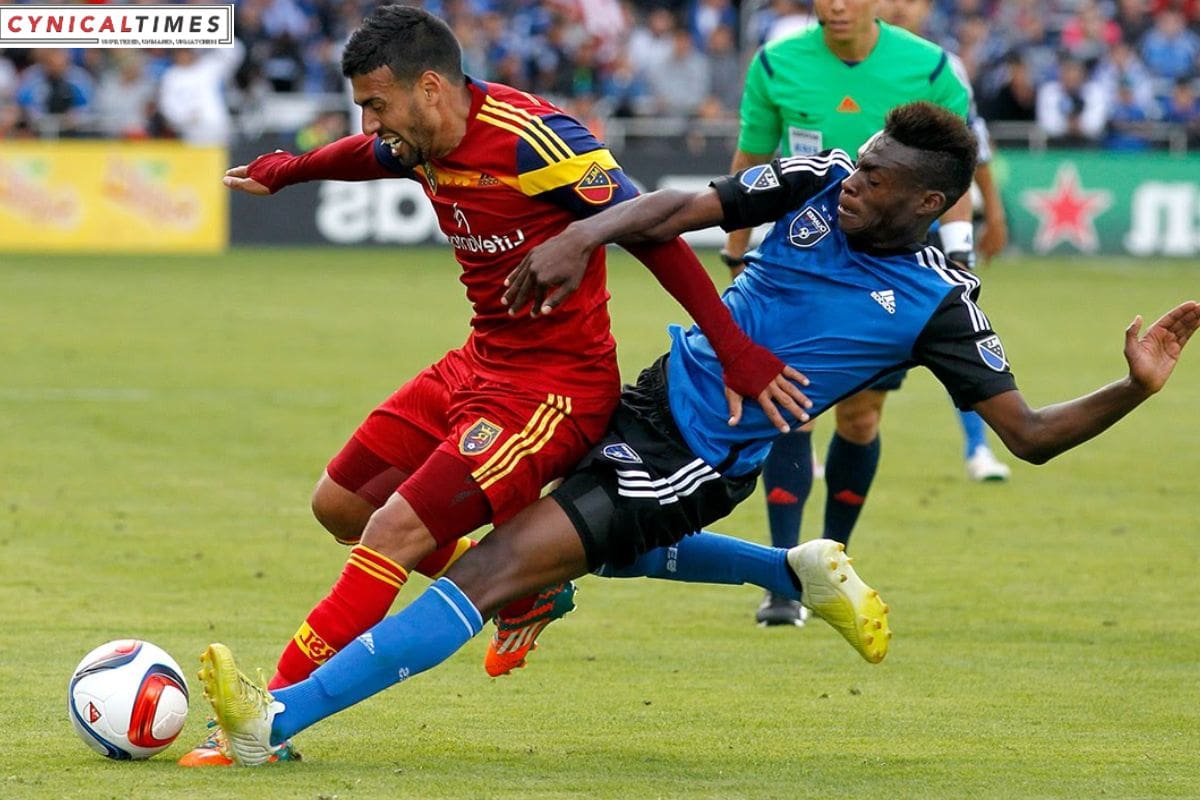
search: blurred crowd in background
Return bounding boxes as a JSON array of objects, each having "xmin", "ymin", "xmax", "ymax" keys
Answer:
[{"xmin": 1, "ymin": 0, "xmax": 1198, "ymax": 150}]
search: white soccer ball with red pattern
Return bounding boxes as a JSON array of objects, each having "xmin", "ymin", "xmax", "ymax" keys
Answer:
[{"xmin": 68, "ymin": 639, "xmax": 189, "ymax": 760}]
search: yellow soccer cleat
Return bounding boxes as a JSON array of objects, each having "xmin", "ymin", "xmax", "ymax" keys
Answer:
[
  {"xmin": 197, "ymin": 643, "xmax": 288, "ymax": 766},
  {"xmin": 788, "ymin": 539, "xmax": 892, "ymax": 663}
]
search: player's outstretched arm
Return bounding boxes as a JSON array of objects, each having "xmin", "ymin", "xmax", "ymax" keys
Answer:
[
  {"xmin": 222, "ymin": 135, "xmax": 397, "ymax": 195},
  {"xmin": 974, "ymin": 301, "xmax": 1199, "ymax": 464}
]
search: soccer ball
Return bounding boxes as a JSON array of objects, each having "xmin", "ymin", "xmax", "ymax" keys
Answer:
[{"xmin": 67, "ymin": 639, "xmax": 190, "ymax": 760}]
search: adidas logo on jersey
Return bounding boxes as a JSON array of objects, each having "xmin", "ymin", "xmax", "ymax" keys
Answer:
[{"xmin": 871, "ymin": 290, "xmax": 896, "ymax": 314}]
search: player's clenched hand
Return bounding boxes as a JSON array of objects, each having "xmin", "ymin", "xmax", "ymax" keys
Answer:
[
  {"xmin": 1125, "ymin": 300, "xmax": 1200, "ymax": 394},
  {"xmin": 222, "ymin": 164, "xmax": 270, "ymax": 195},
  {"xmin": 725, "ymin": 366, "xmax": 812, "ymax": 432},
  {"xmin": 503, "ymin": 225, "xmax": 595, "ymax": 316}
]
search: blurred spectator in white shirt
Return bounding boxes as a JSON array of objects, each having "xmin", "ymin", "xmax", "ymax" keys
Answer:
[
  {"xmin": 1036, "ymin": 53, "xmax": 1110, "ymax": 144},
  {"xmin": 94, "ymin": 52, "xmax": 157, "ymax": 139},
  {"xmin": 1094, "ymin": 42, "xmax": 1159, "ymax": 118},
  {"xmin": 158, "ymin": 44, "xmax": 244, "ymax": 146}
]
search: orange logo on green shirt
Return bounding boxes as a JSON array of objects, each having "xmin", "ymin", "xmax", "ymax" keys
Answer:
[{"xmin": 837, "ymin": 96, "xmax": 861, "ymax": 113}]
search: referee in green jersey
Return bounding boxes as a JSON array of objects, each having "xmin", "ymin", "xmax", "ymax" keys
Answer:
[{"xmin": 723, "ymin": 0, "xmax": 998, "ymax": 627}]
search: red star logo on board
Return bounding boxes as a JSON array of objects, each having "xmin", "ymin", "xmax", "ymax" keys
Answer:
[{"xmin": 1020, "ymin": 164, "xmax": 1112, "ymax": 253}]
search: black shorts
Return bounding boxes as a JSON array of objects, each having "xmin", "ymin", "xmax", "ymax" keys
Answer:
[
  {"xmin": 869, "ymin": 368, "xmax": 907, "ymax": 392},
  {"xmin": 550, "ymin": 355, "xmax": 760, "ymax": 570}
]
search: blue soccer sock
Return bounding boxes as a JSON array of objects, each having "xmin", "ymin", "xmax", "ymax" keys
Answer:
[
  {"xmin": 269, "ymin": 577, "xmax": 483, "ymax": 743},
  {"xmin": 823, "ymin": 432, "xmax": 881, "ymax": 547},
  {"xmin": 761, "ymin": 428, "xmax": 813, "ymax": 549},
  {"xmin": 957, "ymin": 407, "xmax": 988, "ymax": 458},
  {"xmin": 594, "ymin": 531, "xmax": 801, "ymax": 601}
]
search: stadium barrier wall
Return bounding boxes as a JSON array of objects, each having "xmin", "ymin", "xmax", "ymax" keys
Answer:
[
  {"xmin": 228, "ymin": 138, "xmax": 1200, "ymax": 258},
  {"xmin": 0, "ymin": 141, "xmax": 228, "ymax": 253}
]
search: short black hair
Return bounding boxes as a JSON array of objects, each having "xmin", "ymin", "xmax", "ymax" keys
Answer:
[
  {"xmin": 883, "ymin": 101, "xmax": 977, "ymax": 211},
  {"xmin": 341, "ymin": 5, "xmax": 464, "ymax": 84}
]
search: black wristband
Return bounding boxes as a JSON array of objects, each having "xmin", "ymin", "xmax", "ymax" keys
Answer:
[{"xmin": 719, "ymin": 249, "xmax": 745, "ymax": 268}]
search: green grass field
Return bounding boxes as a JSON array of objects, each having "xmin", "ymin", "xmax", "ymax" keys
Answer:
[{"xmin": 1, "ymin": 248, "xmax": 1198, "ymax": 800}]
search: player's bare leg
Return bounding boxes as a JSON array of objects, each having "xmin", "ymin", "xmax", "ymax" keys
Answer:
[
  {"xmin": 833, "ymin": 389, "xmax": 885, "ymax": 445},
  {"xmin": 450, "ymin": 499, "xmax": 590, "ymax": 617},
  {"xmin": 311, "ymin": 472, "xmax": 377, "ymax": 544}
]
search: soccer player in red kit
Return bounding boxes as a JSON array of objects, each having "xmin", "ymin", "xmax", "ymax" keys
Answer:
[{"xmin": 181, "ymin": 5, "xmax": 796, "ymax": 766}]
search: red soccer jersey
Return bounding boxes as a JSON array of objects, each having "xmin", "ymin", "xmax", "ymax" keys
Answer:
[{"xmin": 271, "ymin": 79, "xmax": 641, "ymax": 398}]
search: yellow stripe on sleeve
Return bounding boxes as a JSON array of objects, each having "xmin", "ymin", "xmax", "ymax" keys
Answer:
[
  {"xmin": 477, "ymin": 111, "xmax": 559, "ymax": 167},
  {"xmin": 482, "ymin": 97, "xmax": 574, "ymax": 161},
  {"xmin": 516, "ymin": 149, "xmax": 621, "ymax": 197}
]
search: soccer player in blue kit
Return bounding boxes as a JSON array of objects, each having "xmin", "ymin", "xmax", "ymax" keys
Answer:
[{"xmin": 198, "ymin": 103, "xmax": 1198, "ymax": 764}]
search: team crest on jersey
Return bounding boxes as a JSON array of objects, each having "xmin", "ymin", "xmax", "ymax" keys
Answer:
[
  {"xmin": 574, "ymin": 162, "xmax": 618, "ymax": 205},
  {"xmin": 976, "ymin": 335, "xmax": 1009, "ymax": 372},
  {"xmin": 739, "ymin": 164, "xmax": 780, "ymax": 192},
  {"xmin": 788, "ymin": 205, "xmax": 831, "ymax": 248},
  {"xmin": 602, "ymin": 443, "xmax": 643, "ymax": 464},
  {"xmin": 459, "ymin": 418, "xmax": 503, "ymax": 455}
]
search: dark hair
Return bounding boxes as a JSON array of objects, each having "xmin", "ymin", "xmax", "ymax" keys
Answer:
[
  {"xmin": 883, "ymin": 101, "xmax": 977, "ymax": 211},
  {"xmin": 341, "ymin": 5, "xmax": 464, "ymax": 84}
]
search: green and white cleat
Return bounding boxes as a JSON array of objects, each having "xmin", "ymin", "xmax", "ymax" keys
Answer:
[
  {"xmin": 197, "ymin": 643, "xmax": 285, "ymax": 766},
  {"xmin": 788, "ymin": 539, "xmax": 891, "ymax": 664}
]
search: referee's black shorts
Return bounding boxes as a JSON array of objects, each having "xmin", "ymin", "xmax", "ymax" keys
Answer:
[{"xmin": 550, "ymin": 355, "xmax": 759, "ymax": 570}]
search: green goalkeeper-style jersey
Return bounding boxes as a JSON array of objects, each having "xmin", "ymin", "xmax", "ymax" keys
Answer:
[{"xmin": 738, "ymin": 20, "xmax": 970, "ymax": 157}]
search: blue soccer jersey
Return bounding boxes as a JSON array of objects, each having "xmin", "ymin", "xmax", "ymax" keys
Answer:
[{"xmin": 667, "ymin": 150, "xmax": 1017, "ymax": 476}]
